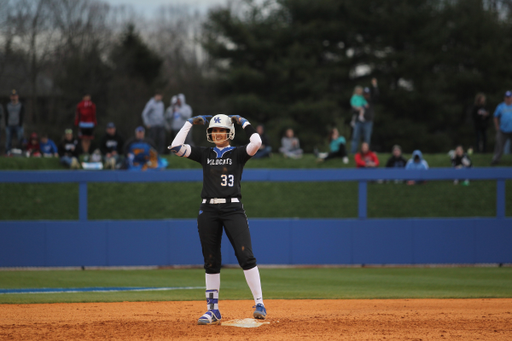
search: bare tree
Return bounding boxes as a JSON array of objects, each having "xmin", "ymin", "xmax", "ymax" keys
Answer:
[{"xmin": 4, "ymin": 0, "xmax": 62, "ymax": 124}]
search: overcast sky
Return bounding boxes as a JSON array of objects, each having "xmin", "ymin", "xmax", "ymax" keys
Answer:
[{"xmin": 102, "ymin": 0, "xmax": 228, "ymax": 16}]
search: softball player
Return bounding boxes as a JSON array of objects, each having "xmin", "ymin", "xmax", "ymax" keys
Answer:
[{"xmin": 169, "ymin": 113, "xmax": 266, "ymax": 325}]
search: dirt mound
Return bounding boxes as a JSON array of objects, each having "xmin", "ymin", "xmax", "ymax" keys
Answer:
[{"xmin": 1, "ymin": 299, "xmax": 511, "ymax": 340}]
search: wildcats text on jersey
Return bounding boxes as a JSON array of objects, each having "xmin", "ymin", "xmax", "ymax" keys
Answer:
[{"xmin": 207, "ymin": 158, "xmax": 233, "ymax": 166}]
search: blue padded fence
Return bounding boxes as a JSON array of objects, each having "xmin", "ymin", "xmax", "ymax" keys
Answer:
[{"xmin": 0, "ymin": 168, "xmax": 510, "ymax": 267}]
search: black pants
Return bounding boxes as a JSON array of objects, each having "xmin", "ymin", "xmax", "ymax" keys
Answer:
[
  {"xmin": 197, "ymin": 202, "xmax": 257, "ymax": 274},
  {"xmin": 474, "ymin": 127, "xmax": 488, "ymax": 153},
  {"xmin": 324, "ymin": 144, "xmax": 347, "ymax": 161}
]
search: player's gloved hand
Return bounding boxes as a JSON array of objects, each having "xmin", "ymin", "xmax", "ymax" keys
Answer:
[
  {"xmin": 187, "ymin": 115, "xmax": 212, "ymax": 125},
  {"xmin": 230, "ymin": 115, "xmax": 248, "ymax": 126}
]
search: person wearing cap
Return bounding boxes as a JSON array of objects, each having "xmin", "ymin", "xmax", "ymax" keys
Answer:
[
  {"xmin": 491, "ymin": 90, "xmax": 512, "ymax": 165},
  {"xmin": 74, "ymin": 94, "xmax": 97, "ymax": 160},
  {"xmin": 141, "ymin": 92, "xmax": 166, "ymax": 154},
  {"xmin": 99, "ymin": 122, "xmax": 125, "ymax": 169},
  {"xmin": 5, "ymin": 89, "xmax": 25, "ymax": 155},
  {"xmin": 122, "ymin": 126, "xmax": 167, "ymax": 170},
  {"xmin": 25, "ymin": 132, "xmax": 41, "ymax": 157},
  {"xmin": 58, "ymin": 129, "xmax": 81, "ymax": 169},
  {"xmin": 39, "ymin": 133, "xmax": 59, "ymax": 157},
  {"xmin": 350, "ymin": 78, "xmax": 379, "ymax": 154}
]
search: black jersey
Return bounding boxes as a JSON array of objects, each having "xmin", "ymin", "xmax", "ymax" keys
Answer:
[{"xmin": 189, "ymin": 145, "xmax": 251, "ymax": 199}]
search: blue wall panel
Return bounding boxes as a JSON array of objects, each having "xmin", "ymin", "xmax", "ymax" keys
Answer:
[
  {"xmin": 251, "ymin": 219, "xmax": 292, "ymax": 265},
  {"xmin": 0, "ymin": 222, "xmax": 46, "ymax": 267},
  {"xmin": 167, "ymin": 220, "xmax": 203, "ymax": 265},
  {"xmin": 107, "ymin": 221, "xmax": 168, "ymax": 266},
  {"xmin": 46, "ymin": 222, "xmax": 108, "ymax": 267},
  {"xmin": 413, "ymin": 219, "xmax": 476, "ymax": 264},
  {"xmin": 474, "ymin": 219, "xmax": 512, "ymax": 263},
  {"xmin": 352, "ymin": 220, "xmax": 414, "ymax": 265},
  {"xmin": 290, "ymin": 219, "xmax": 353, "ymax": 265},
  {"xmin": 0, "ymin": 218, "xmax": 511, "ymax": 267}
]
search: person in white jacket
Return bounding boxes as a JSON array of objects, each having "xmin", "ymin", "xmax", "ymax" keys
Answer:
[{"xmin": 165, "ymin": 93, "xmax": 193, "ymax": 146}]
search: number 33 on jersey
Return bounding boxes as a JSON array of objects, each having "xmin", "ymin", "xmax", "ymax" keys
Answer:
[{"xmin": 188, "ymin": 146, "xmax": 252, "ymax": 199}]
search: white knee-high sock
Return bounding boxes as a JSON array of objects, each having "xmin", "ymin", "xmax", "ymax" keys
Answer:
[
  {"xmin": 206, "ymin": 273, "xmax": 220, "ymax": 291},
  {"xmin": 243, "ymin": 266, "xmax": 264, "ymax": 306}
]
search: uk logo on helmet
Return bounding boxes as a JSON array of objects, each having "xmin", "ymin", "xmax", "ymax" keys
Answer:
[{"xmin": 214, "ymin": 117, "xmax": 221, "ymax": 123}]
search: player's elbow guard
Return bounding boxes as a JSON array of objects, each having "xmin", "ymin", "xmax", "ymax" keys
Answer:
[{"xmin": 252, "ymin": 134, "xmax": 262, "ymax": 149}]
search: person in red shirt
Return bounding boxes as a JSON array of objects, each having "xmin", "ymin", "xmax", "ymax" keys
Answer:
[
  {"xmin": 354, "ymin": 142, "xmax": 379, "ymax": 168},
  {"xmin": 25, "ymin": 132, "xmax": 41, "ymax": 157},
  {"xmin": 74, "ymin": 94, "xmax": 97, "ymax": 159}
]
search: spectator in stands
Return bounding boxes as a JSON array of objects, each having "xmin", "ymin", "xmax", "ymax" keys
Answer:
[
  {"xmin": 471, "ymin": 93, "xmax": 491, "ymax": 153},
  {"xmin": 279, "ymin": 128, "xmax": 303, "ymax": 159},
  {"xmin": 253, "ymin": 124, "xmax": 272, "ymax": 159},
  {"xmin": 165, "ymin": 93, "xmax": 193, "ymax": 146},
  {"xmin": 25, "ymin": 132, "xmax": 41, "ymax": 157},
  {"xmin": 451, "ymin": 145, "xmax": 472, "ymax": 185},
  {"xmin": 39, "ymin": 133, "xmax": 59, "ymax": 157},
  {"xmin": 5, "ymin": 89, "xmax": 24, "ymax": 155},
  {"xmin": 354, "ymin": 142, "xmax": 379, "ymax": 168},
  {"xmin": 385, "ymin": 145, "xmax": 407, "ymax": 168},
  {"xmin": 405, "ymin": 150, "xmax": 429, "ymax": 184},
  {"xmin": 350, "ymin": 85, "xmax": 368, "ymax": 154},
  {"xmin": 99, "ymin": 122, "xmax": 125, "ymax": 170},
  {"xmin": 142, "ymin": 91, "xmax": 166, "ymax": 154},
  {"xmin": 123, "ymin": 126, "xmax": 168, "ymax": 171},
  {"xmin": 491, "ymin": 90, "xmax": 512, "ymax": 165},
  {"xmin": 58, "ymin": 128, "xmax": 81, "ymax": 169},
  {"xmin": 74, "ymin": 94, "xmax": 97, "ymax": 160},
  {"xmin": 0, "ymin": 102, "xmax": 3, "ymax": 152},
  {"xmin": 351, "ymin": 78, "xmax": 379, "ymax": 154},
  {"xmin": 315, "ymin": 127, "xmax": 349, "ymax": 164}
]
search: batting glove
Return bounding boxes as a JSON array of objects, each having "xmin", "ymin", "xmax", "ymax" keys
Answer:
[
  {"xmin": 230, "ymin": 115, "xmax": 248, "ymax": 126},
  {"xmin": 187, "ymin": 115, "xmax": 212, "ymax": 125}
]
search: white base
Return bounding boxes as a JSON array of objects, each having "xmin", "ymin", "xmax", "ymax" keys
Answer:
[{"xmin": 222, "ymin": 318, "xmax": 269, "ymax": 328}]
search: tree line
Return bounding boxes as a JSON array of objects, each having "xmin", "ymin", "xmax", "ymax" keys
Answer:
[
  {"xmin": 202, "ymin": 0, "xmax": 512, "ymax": 153},
  {"xmin": 1, "ymin": 0, "xmax": 512, "ymax": 153}
]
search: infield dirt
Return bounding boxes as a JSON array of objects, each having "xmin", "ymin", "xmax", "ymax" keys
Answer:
[{"xmin": 1, "ymin": 299, "xmax": 511, "ymax": 340}]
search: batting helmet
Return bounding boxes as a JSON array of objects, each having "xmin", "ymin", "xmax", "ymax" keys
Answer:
[{"xmin": 206, "ymin": 114, "xmax": 235, "ymax": 143}]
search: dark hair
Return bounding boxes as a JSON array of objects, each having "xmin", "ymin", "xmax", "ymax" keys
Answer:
[
  {"xmin": 474, "ymin": 93, "xmax": 485, "ymax": 105},
  {"xmin": 328, "ymin": 128, "xmax": 338, "ymax": 143}
]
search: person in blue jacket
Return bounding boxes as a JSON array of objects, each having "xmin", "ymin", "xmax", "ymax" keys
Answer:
[
  {"xmin": 405, "ymin": 150, "xmax": 428, "ymax": 184},
  {"xmin": 123, "ymin": 126, "xmax": 168, "ymax": 171},
  {"xmin": 39, "ymin": 133, "xmax": 59, "ymax": 157},
  {"xmin": 491, "ymin": 90, "xmax": 512, "ymax": 165}
]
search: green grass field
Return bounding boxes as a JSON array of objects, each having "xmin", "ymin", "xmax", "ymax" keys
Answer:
[
  {"xmin": 1, "ymin": 267, "xmax": 511, "ymax": 304},
  {"xmin": 0, "ymin": 153, "xmax": 511, "ymax": 219}
]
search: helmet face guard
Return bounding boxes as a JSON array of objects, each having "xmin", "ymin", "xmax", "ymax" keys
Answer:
[{"xmin": 207, "ymin": 114, "xmax": 235, "ymax": 143}]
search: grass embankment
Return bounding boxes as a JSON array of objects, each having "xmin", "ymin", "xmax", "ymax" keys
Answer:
[
  {"xmin": 0, "ymin": 267, "xmax": 511, "ymax": 304},
  {"xmin": 0, "ymin": 153, "xmax": 511, "ymax": 220}
]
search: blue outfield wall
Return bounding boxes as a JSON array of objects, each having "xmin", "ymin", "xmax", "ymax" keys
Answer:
[
  {"xmin": 0, "ymin": 168, "xmax": 510, "ymax": 267},
  {"xmin": 0, "ymin": 218, "xmax": 511, "ymax": 267}
]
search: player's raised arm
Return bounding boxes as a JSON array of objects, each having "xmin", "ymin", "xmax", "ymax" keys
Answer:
[
  {"xmin": 230, "ymin": 115, "xmax": 261, "ymax": 156},
  {"xmin": 168, "ymin": 115, "xmax": 211, "ymax": 157}
]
